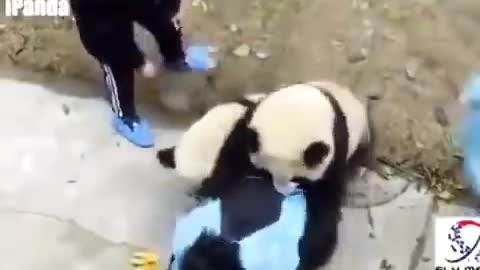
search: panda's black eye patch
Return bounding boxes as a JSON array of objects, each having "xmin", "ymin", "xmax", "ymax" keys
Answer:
[
  {"xmin": 245, "ymin": 127, "xmax": 259, "ymax": 153},
  {"xmin": 303, "ymin": 142, "xmax": 330, "ymax": 169},
  {"xmin": 157, "ymin": 147, "xmax": 176, "ymax": 168}
]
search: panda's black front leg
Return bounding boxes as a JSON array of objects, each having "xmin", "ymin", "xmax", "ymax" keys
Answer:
[
  {"xmin": 297, "ymin": 207, "xmax": 340, "ymax": 270},
  {"xmin": 296, "ymin": 179, "xmax": 343, "ymax": 270}
]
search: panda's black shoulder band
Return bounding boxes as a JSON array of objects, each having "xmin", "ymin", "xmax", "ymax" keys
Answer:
[
  {"xmin": 233, "ymin": 98, "xmax": 258, "ymax": 123},
  {"xmin": 235, "ymin": 98, "xmax": 256, "ymax": 107}
]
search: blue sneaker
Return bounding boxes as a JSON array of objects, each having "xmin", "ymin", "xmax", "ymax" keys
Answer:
[{"xmin": 113, "ymin": 116, "xmax": 154, "ymax": 148}]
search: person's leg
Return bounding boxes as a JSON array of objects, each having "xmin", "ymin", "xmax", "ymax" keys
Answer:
[
  {"xmin": 101, "ymin": 62, "xmax": 154, "ymax": 148},
  {"xmin": 134, "ymin": 0, "xmax": 192, "ymax": 72},
  {"xmin": 72, "ymin": 10, "xmax": 154, "ymax": 147},
  {"xmin": 101, "ymin": 63, "xmax": 136, "ymax": 120},
  {"xmin": 72, "ymin": 8, "xmax": 146, "ymax": 72}
]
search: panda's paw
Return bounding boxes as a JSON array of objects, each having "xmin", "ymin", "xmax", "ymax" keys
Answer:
[{"xmin": 130, "ymin": 251, "xmax": 160, "ymax": 270}]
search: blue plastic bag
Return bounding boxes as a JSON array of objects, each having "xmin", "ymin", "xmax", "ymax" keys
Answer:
[
  {"xmin": 185, "ymin": 45, "xmax": 217, "ymax": 71},
  {"xmin": 463, "ymin": 72, "xmax": 480, "ymax": 195}
]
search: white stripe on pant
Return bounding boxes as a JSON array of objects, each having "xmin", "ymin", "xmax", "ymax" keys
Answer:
[{"xmin": 102, "ymin": 64, "xmax": 123, "ymax": 118}]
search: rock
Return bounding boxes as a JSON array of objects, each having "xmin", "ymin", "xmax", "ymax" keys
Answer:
[
  {"xmin": 405, "ymin": 58, "xmax": 419, "ymax": 81},
  {"xmin": 0, "ymin": 24, "xmax": 6, "ymax": 32},
  {"xmin": 192, "ymin": 0, "xmax": 208, "ymax": 12},
  {"xmin": 436, "ymin": 190, "xmax": 455, "ymax": 201},
  {"xmin": 347, "ymin": 47, "xmax": 368, "ymax": 63},
  {"xmin": 379, "ymin": 259, "xmax": 394, "ymax": 270},
  {"xmin": 347, "ymin": 27, "xmax": 374, "ymax": 63},
  {"xmin": 208, "ymin": 46, "xmax": 219, "ymax": 53},
  {"xmin": 61, "ymin": 103, "xmax": 70, "ymax": 115},
  {"xmin": 331, "ymin": 39, "xmax": 344, "ymax": 49},
  {"xmin": 228, "ymin": 24, "xmax": 239, "ymax": 33},
  {"xmin": 360, "ymin": 1, "xmax": 370, "ymax": 10},
  {"xmin": 255, "ymin": 50, "xmax": 271, "ymax": 60},
  {"xmin": 433, "ymin": 106, "xmax": 449, "ymax": 127},
  {"xmin": 232, "ymin": 44, "xmax": 250, "ymax": 57}
]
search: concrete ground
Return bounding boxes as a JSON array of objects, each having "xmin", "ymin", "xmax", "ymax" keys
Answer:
[{"xmin": 0, "ymin": 72, "xmax": 475, "ymax": 270}]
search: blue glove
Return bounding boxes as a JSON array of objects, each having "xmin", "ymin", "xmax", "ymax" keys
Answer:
[
  {"xmin": 463, "ymin": 72, "xmax": 480, "ymax": 195},
  {"xmin": 185, "ymin": 45, "xmax": 217, "ymax": 71}
]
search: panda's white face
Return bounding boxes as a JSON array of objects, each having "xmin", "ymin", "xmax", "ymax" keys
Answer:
[
  {"xmin": 248, "ymin": 84, "xmax": 336, "ymax": 194},
  {"xmin": 250, "ymin": 154, "xmax": 301, "ymax": 194},
  {"xmin": 250, "ymin": 143, "xmax": 333, "ymax": 194}
]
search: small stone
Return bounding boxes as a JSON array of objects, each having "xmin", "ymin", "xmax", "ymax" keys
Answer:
[
  {"xmin": 61, "ymin": 103, "xmax": 70, "ymax": 115},
  {"xmin": 228, "ymin": 24, "xmax": 239, "ymax": 33},
  {"xmin": 66, "ymin": 180, "xmax": 77, "ymax": 184},
  {"xmin": 360, "ymin": 2, "xmax": 369, "ymax": 10},
  {"xmin": 436, "ymin": 190, "xmax": 455, "ymax": 200},
  {"xmin": 405, "ymin": 58, "xmax": 419, "ymax": 81},
  {"xmin": 192, "ymin": 0, "xmax": 208, "ymax": 12},
  {"xmin": 255, "ymin": 50, "xmax": 270, "ymax": 60},
  {"xmin": 421, "ymin": 257, "xmax": 431, "ymax": 262},
  {"xmin": 0, "ymin": 24, "xmax": 6, "ymax": 32},
  {"xmin": 331, "ymin": 39, "xmax": 344, "ymax": 49},
  {"xmin": 232, "ymin": 44, "xmax": 250, "ymax": 57},
  {"xmin": 53, "ymin": 17, "xmax": 61, "ymax": 26},
  {"xmin": 208, "ymin": 46, "xmax": 219, "ymax": 53},
  {"xmin": 348, "ymin": 48, "xmax": 368, "ymax": 63},
  {"xmin": 362, "ymin": 19, "xmax": 373, "ymax": 28},
  {"xmin": 379, "ymin": 259, "xmax": 394, "ymax": 270},
  {"xmin": 433, "ymin": 106, "xmax": 449, "ymax": 127}
]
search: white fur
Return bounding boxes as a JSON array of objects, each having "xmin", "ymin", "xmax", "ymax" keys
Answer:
[
  {"xmin": 249, "ymin": 81, "xmax": 369, "ymax": 188},
  {"xmin": 173, "ymin": 93, "xmax": 267, "ymax": 182},
  {"xmin": 306, "ymin": 80, "xmax": 369, "ymax": 156}
]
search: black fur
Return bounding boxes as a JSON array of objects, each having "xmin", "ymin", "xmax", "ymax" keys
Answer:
[
  {"xmin": 178, "ymin": 231, "xmax": 245, "ymax": 270},
  {"xmin": 303, "ymin": 142, "xmax": 330, "ymax": 169},
  {"xmin": 220, "ymin": 176, "xmax": 283, "ymax": 241},
  {"xmin": 245, "ymin": 127, "xmax": 259, "ymax": 154},
  {"xmin": 157, "ymin": 147, "xmax": 176, "ymax": 168},
  {"xmin": 194, "ymin": 101, "xmax": 262, "ymax": 199},
  {"xmin": 341, "ymin": 97, "xmax": 377, "ymax": 182}
]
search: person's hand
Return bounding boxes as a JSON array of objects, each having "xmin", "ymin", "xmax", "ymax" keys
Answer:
[{"xmin": 140, "ymin": 60, "xmax": 157, "ymax": 78}]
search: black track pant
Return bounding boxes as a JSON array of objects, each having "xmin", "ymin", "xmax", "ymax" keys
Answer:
[{"xmin": 72, "ymin": 0, "xmax": 185, "ymax": 119}]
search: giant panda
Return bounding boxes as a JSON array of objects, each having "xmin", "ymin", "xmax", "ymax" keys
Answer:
[
  {"xmin": 244, "ymin": 80, "xmax": 376, "ymax": 270},
  {"xmin": 156, "ymin": 93, "xmax": 270, "ymax": 200}
]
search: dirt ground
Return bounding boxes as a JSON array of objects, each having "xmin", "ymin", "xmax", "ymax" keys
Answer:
[{"xmin": 1, "ymin": 0, "xmax": 480, "ymax": 195}]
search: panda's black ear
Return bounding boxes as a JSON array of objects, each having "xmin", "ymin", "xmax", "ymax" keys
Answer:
[
  {"xmin": 245, "ymin": 127, "xmax": 259, "ymax": 153},
  {"xmin": 156, "ymin": 147, "xmax": 176, "ymax": 168},
  {"xmin": 303, "ymin": 142, "xmax": 330, "ymax": 169}
]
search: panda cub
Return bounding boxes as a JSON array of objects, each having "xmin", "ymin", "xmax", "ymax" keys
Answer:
[
  {"xmin": 156, "ymin": 93, "xmax": 268, "ymax": 200},
  {"xmin": 244, "ymin": 80, "xmax": 376, "ymax": 270}
]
